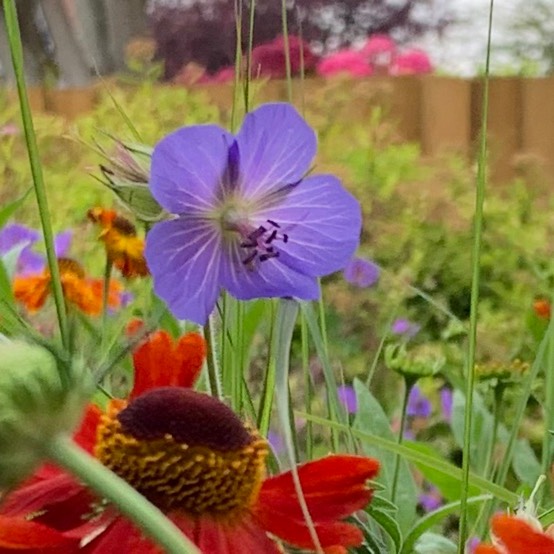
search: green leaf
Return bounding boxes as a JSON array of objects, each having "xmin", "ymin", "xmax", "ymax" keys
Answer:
[
  {"xmin": 400, "ymin": 495, "xmax": 490, "ymax": 554},
  {"xmin": 353, "ymin": 379, "xmax": 418, "ymax": 534},
  {"xmin": 0, "ymin": 188, "xmax": 31, "ymax": 229},
  {"xmin": 414, "ymin": 533, "xmax": 457, "ymax": 554},
  {"xmin": 367, "ymin": 501, "xmax": 403, "ymax": 553}
]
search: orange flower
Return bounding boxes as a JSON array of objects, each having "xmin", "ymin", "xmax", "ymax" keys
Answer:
[
  {"xmin": 475, "ymin": 513, "xmax": 554, "ymax": 554},
  {"xmin": 0, "ymin": 329, "xmax": 379, "ymax": 554},
  {"xmin": 13, "ymin": 258, "xmax": 122, "ymax": 316},
  {"xmin": 533, "ymin": 298, "xmax": 551, "ymax": 320},
  {"xmin": 88, "ymin": 207, "xmax": 149, "ymax": 279}
]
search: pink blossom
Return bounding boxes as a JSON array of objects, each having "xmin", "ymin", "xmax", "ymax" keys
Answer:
[
  {"xmin": 317, "ymin": 49, "xmax": 373, "ymax": 78},
  {"xmin": 391, "ymin": 48, "xmax": 433, "ymax": 75},
  {"xmin": 360, "ymin": 34, "xmax": 396, "ymax": 69}
]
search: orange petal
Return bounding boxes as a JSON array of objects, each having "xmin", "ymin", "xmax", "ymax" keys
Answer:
[
  {"xmin": 0, "ymin": 514, "xmax": 76, "ymax": 548},
  {"xmin": 13, "ymin": 273, "xmax": 50, "ymax": 312},
  {"xmin": 84, "ymin": 517, "xmax": 162, "ymax": 553},
  {"xmin": 130, "ymin": 331, "xmax": 206, "ymax": 397},
  {"xmin": 491, "ymin": 514, "xmax": 554, "ymax": 552},
  {"xmin": 474, "ymin": 546, "xmax": 501, "ymax": 554}
]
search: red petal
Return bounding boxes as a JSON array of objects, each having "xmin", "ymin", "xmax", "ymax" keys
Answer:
[
  {"xmin": 196, "ymin": 515, "xmax": 281, "ymax": 554},
  {"xmin": 74, "ymin": 404, "xmax": 102, "ymax": 453},
  {"xmin": 258, "ymin": 455, "xmax": 378, "ymax": 521},
  {"xmin": 0, "ymin": 515, "xmax": 76, "ymax": 549},
  {"xmin": 130, "ymin": 331, "xmax": 206, "ymax": 397},
  {"xmin": 491, "ymin": 514, "xmax": 554, "ymax": 552},
  {"xmin": 474, "ymin": 546, "xmax": 501, "ymax": 554}
]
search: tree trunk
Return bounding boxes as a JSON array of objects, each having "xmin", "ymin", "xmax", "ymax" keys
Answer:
[
  {"xmin": 39, "ymin": 0, "xmax": 92, "ymax": 87},
  {"xmin": 103, "ymin": 0, "xmax": 148, "ymax": 72},
  {"xmin": 0, "ymin": 0, "xmax": 46, "ymax": 86}
]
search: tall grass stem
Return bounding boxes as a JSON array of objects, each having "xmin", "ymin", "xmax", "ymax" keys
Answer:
[
  {"xmin": 3, "ymin": 0, "xmax": 69, "ymax": 348},
  {"xmin": 458, "ymin": 1, "xmax": 494, "ymax": 549}
]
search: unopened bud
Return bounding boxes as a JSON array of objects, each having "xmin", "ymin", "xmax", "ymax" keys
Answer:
[{"xmin": 0, "ymin": 341, "xmax": 89, "ymax": 489}]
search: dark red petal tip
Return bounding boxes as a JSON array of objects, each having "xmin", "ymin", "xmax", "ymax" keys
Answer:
[{"xmin": 117, "ymin": 387, "xmax": 253, "ymax": 450}]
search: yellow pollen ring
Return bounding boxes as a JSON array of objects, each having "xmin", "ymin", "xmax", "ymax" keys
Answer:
[{"xmin": 94, "ymin": 400, "xmax": 269, "ymax": 520}]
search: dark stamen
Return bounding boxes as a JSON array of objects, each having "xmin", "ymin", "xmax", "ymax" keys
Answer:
[
  {"xmin": 267, "ymin": 219, "xmax": 280, "ymax": 228},
  {"xmin": 259, "ymin": 251, "xmax": 280, "ymax": 262},
  {"xmin": 264, "ymin": 230, "xmax": 278, "ymax": 244},
  {"xmin": 242, "ymin": 251, "xmax": 257, "ymax": 265},
  {"xmin": 248, "ymin": 226, "xmax": 266, "ymax": 241},
  {"xmin": 283, "ymin": 234, "xmax": 289, "ymax": 243},
  {"xmin": 240, "ymin": 241, "xmax": 257, "ymax": 248}
]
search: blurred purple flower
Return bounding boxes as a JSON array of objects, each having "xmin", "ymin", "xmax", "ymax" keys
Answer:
[
  {"xmin": 146, "ymin": 103, "xmax": 361, "ymax": 325},
  {"xmin": 465, "ymin": 537, "xmax": 480, "ymax": 554},
  {"xmin": 418, "ymin": 486, "xmax": 442, "ymax": 512},
  {"xmin": 337, "ymin": 384, "xmax": 357, "ymax": 414},
  {"xmin": 440, "ymin": 388, "xmax": 453, "ymax": 422},
  {"xmin": 342, "ymin": 257, "xmax": 380, "ymax": 288},
  {"xmin": 267, "ymin": 430, "xmax": 285, "ymax": 455},
  {"xmin": 0, "ymin": 224, "xmax": 72, "ymax": 275},
  {"xmin": 407, "ymin": 385, "xmax": 432, "ymax": 418},
  {"xmin": 0, "ymin": 123, "xmax": 18, "ymax": 136},
  {"xmin": 391, "ymin": 318, "xmax": 420, "ymax": 338}
]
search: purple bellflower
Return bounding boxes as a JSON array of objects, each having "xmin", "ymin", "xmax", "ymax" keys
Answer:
[
  {"xmin": 343, "ymin": 256, "xmax": 380, "ymax": 287},
  {"xmin": 146, "ymin": 103, "xmax": 361, "ymax": 324},
  {"xmin": 406, "ymin": 385, "xmax": 432, "ymax": 418},
  {"xmin": 337, "ymin": 384, "xmax": 358, "ymax": 414}
]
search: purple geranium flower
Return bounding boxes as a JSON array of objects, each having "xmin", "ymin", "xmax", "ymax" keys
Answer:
[
  {"xmin": 418, "ymin": 485, "xmax": 443, "ymax": 512},
  {"xmin": 146, "ymin": 103, "xmax": 361, "ymax": 324},
  {"xmin": 407, "ymin": 385, "xmax": 432, "ymax": 418},
  {"xmin": 342, "ymin": 256, "xmax": 380, "ymax": 288},
  {"xmin": 391, "ymin": 318, "xmax": 421, "ymax": 338},
  {"xmin": 0, "ymin": 224, "xmax": 72, "ymax": 276},
  {"xmin": 337, "ymin": 384, "xmax": 357, "ymax": 414},
  {"xmin": 440, "ymin": 387, "xmax": 453, "ymax": 422}
]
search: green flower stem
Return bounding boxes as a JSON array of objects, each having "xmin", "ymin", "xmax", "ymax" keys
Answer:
[
  {"xmin": 483, "ymin": 386, "xmax": 503, "ymax": 479},
  {"xmin": 458, "ymin": 1, "xmax": 494, "ymax": 550},
  {"xmin": 281, "ymin": 0, "xmax": 293, "ymax": 102},
  {"xmin": 204, "ymin": 316, "xmax": 222, "ymax": 399},
  {"xmin": 100, "ymin": 258, "xmax": 113, "ymax": 354},
  {"xmin": 44, "ymin": 434, "xmax": 200, "ymax": 554},
  {"xmin": 3, "ymin": 0, "xmax": 69, "ymax": 349},
  {"xmin": 541, "ymin": 315, "xmax": 554, "ymax": 502},
  {"xmin": 301, "ymin": 312, "xmax": 314, "ymax": 460},
  {"xmin": 391, "ymin": 379, "xmax": 412, "ymax": 503},
  {"xmin": 244, "ymin": 0, "xmax": 256, "ymax": 111}
]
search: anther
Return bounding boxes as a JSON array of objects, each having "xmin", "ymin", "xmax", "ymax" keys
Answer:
[
  {"xmin": 264, "ymin": 230, "xmax": 277, "ymax": 244},
  {"xmin": 267, "ymin": 219, "xmax": 280, "ymax": 228},
  {"xmin": 242, "ymin": 252, "xmax": 257, "ymax": 265},
  {"xmin": 259, "ymin": 252, "xmax": 280, "ymax": 262},
  {"xmin": 282, "ymin": 234, "xmax": 289, "ymax": 243},
  {"xmin": 248, "ymin": 226, "xmax": 266, "ymax": 241}
]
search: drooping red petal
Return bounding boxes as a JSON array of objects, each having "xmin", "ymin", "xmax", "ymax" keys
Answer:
[
  {"xmin": 474, "ymin": 546, "xmax": 501, "ymax": 554},
  {"xmin": 130, "ymin": 330, "xmax": 206, "ymax": 397},
  {"xmin": 0, "ymin": 514, "xmax": 77, "ymax": 550},
  {"xmin": 258, "ymin": 455, "xmax": 378, "ymax": 520},
  {"xmin": 196, "ymin": 515, "xmax": 281, "ymax": 554},
  {"xmin": 491, "ymin": 514, "xmax": 554, "ymax": 553},
  {"xmin": 82, "ymin": 517, "xmax": 163, "ymax": 554},
  {"xmin": 255, "ymin": 455, "xmax": 378, "ymax": 551}
]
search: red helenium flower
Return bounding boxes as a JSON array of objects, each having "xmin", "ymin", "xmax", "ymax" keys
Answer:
[
  {"xmin": 0, "ymin": 328, "xmax": 379, "ymax": 554},
  {"xmin": 475, "ymin": 513, "xmax": 554, "ymax": 554}
]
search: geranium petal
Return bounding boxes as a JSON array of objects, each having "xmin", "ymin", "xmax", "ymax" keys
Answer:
[
  {"xmin": 257, "ymin": 174, "xmax": 361, "ymax": 277},
  {"xmin": 150, "ymin": 125, "xmax": 233, "ymax": 214},
  {"xmin": 17, "ymin": 248, "xmax": 46, "ymax": 275},
  {"xmin": 220, "ymin": 239, "xmax": 319, "ymax": 301},
  {"xmin": 145, "ymin": 218, "xmax": 222, "ymax": 325},
  {"xmin": 0, "ymin": 223, "xmax": 39, "ymax": 254},
  {"xmin": 235, "ymin": 103, "xmax": 316, "ymax": 200},
  {"xmin": 54, "ymin": 230, "xmax": 73, "ymax": 258}
]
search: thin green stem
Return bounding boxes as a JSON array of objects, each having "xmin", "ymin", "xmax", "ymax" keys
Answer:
[
  {"xmin": 301, "ymin": 312, "xmax": 314, "ymax": 459},
  {"xmin": 231, "ymin": 0, "xmax": 243, "ymax": 132},
  {"xmin": 244, "ymin": 0, "xmax": 256, "ymax": 111},
  {"xmin": 45, "ymin": 435, "xmax": 199, "ymax": 554},
  {"xmin": 280, "ymin": 0, "xmax": 293, "ymax": 102},
  {"xmin": 3, "ymin": 0, "xmax": 69, "ymax": 348},
  {"xmin": 458, "ymin": 2, "xmax": 494, "ymax": 550},
  {"xmin": 258, "ymin": 300, "xmax": 276, "ymax": 434},
  {"xmin": 233, "ymin": 300, "xmax": 245, "ymax": 412},
  {"xmin": 391, "ymin": 380, "xmax": 411, "ymax": 503},
  {"xmin": 484, "ymin": 386, "xmax": 503, "ymax": 479},
  {"xmin": 100, "ymin": 258, "xmax": 113, "ymax": 354},
  {"xmin": 541, "ymin": 312, "xmax": 554, "ymax": 502},
  {"xmin": 203, "ymin": 316, "xmax": 222, "ymax": 399}
]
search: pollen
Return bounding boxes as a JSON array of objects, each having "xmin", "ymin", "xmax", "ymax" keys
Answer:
[{"xmin": 94, "ymin": 391, "xmax": 269, "ymax": 519}]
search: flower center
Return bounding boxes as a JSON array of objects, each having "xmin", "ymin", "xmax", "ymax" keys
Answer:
[
  {"xmin": 94, "ymin": 389, "xmax": 268, "ymax": 519},
  {"xmin": 239, "ymin": 219, "xmax": 289, "ymax": 267}
]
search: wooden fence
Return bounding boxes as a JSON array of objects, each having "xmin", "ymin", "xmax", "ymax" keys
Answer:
[{"xmin": 4, "ymin": 76, "xmax": 554, "ymax": 184}]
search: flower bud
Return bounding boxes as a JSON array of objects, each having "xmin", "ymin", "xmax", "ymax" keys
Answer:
[
  {"xmin": 385, "ymin": 342, "xmax": 445, "ymax": 382},
  {"xmin": 96, "ymin": 140, "xmax": 166, "ymax": 223},
  {"xmin": 0, "ymin": 341, "xmax": 89, "ymax": 489}
]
